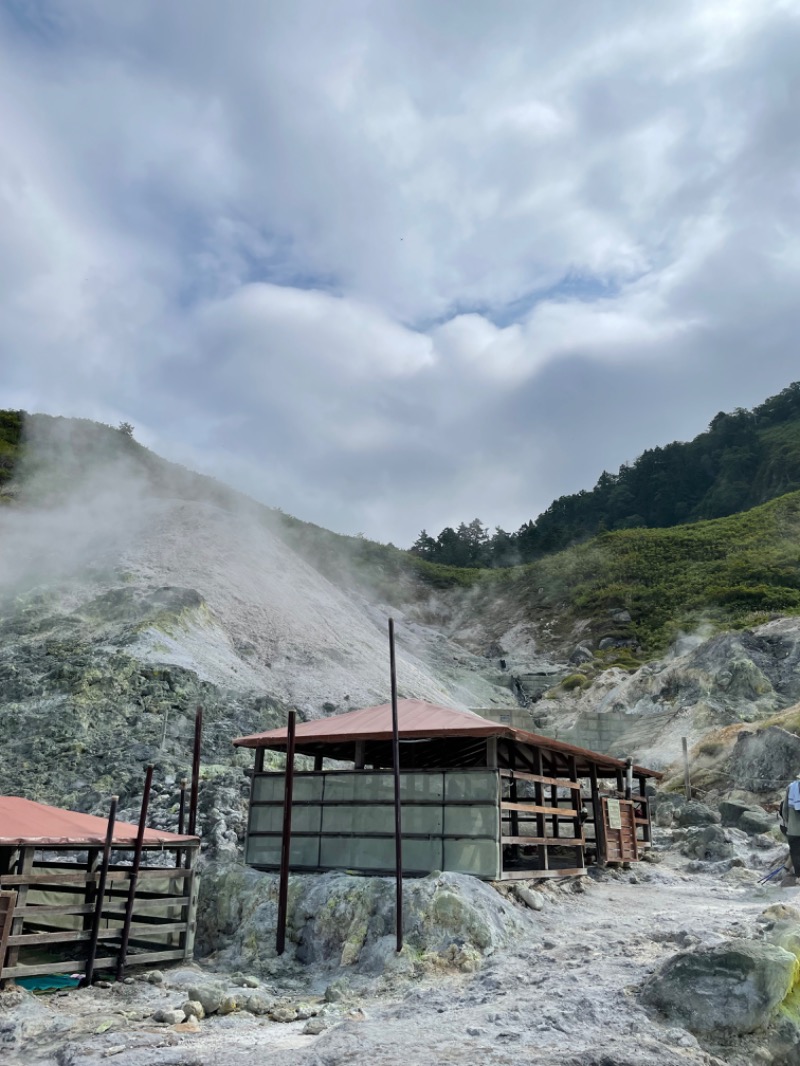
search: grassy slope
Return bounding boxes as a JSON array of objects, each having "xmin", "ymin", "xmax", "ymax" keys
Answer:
[{"xmin": 484, "ymin": 490, "xmax": 800, "ymax": 655}]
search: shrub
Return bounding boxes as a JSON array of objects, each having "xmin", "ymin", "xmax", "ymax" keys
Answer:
[{"xmin": 561, "ymin": 673, "xmax": 589, "ymax": 691}]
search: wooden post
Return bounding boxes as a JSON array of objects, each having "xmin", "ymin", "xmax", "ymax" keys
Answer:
[
  {"xmin": 116, "ymin": 766, "xmax": 153, "ymax": 980},
  {"xmin": 508, "ymin": 746, "xmax": 519, "ymax": 859},
  {"xmin": 85, "ymin": 796, "xmax": 117, "ymax": 985},
  {"xmin": 389, "ymin": 618, "xmax": 403, "ymax": 953},
  {"xmin": 486, "ymin": 737, "xmax": 498, "ymax": 768},
  {"xmin": 4, "ymin": 847, "xmax": 33, "ymax": 973},
  {"xmin": 183, "ymin": 847, "xmax": 199, "ymax": 961},
  {"xmin": 638, "ymin": 774, "xmax": 652, "ymax": 847},
  {"xmin": 568, "ymin": 756, "xmax": 585, "ymax": 871},
  {"xmin": 531, "ymin": 747, "xmax": 548, "ymax": 871},
  {"xmin": 0, "ymin": 891, "xmax": 15, "ymax": 982},
  {"xmin": 589, "ymin": 764, "xmax": 606, "ymax": 867},
  {"xmin": 276, "ymin": 711, "xmax": 297, "ymax": 956},
  {"xmin": 625, "ymin": 757, "xmax": 633, "ymax": 801},
  {"xmin": 188, "ymin": 707, "xmax": 203, "ymax": 837},
  {"xmin": 682, "ymin": 737, "xmax": 691, "ymax": 801},
  {"xmin": 82, "ymin": 848, "xmax": 100, "ymax": 933}
]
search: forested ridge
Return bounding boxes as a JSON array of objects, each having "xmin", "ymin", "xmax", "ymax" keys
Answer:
[{"xmin": 411, "ymin": 381, "xmax": 800, "ymax": 567}]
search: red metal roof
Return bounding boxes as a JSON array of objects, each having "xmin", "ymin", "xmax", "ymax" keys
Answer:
[
  {"xmin": 0, "ymin": 797, "xmax": 200, "ymax": 848},
  {"xmin": 233, "ymin": 698, "xmax": 661, "ymax": 777}
]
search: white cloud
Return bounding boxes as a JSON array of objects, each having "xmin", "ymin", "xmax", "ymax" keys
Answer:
[{"xmin": 1, "ymin": 0, "xmax": 799, "ymax": 543}]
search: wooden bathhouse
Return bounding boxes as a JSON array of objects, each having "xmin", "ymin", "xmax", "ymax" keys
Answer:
[
  {"xmin": 233, "ymin": 699, "xmax": 661, "ymax": 881},
  {"xmin": 0, "ymin": 798, "xmax": 200, "ymax": 984}
]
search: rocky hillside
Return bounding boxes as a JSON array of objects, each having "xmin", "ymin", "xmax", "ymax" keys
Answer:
[
  {"xmin": 0, "ymin": 415, "xmax": 526, "ymax": 816},
  {"xmin": 4, "ymin": 412, "xmax": 800, "ymax": 823}
]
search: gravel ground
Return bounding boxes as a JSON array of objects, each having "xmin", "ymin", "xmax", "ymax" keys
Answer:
[{"xmin": 5, "ymin": 844, "xmax": 788, "ymax": 1066}]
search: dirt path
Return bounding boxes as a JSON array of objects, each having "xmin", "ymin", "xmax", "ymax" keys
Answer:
[{"xmin": 13, "ymin": 849, "xmax": 786, "ymax": 1066}]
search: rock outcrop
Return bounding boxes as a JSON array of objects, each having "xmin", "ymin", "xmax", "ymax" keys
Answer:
[{"xmin": 196, "ymin": 865, "xmax": 533, "ymax": 977}]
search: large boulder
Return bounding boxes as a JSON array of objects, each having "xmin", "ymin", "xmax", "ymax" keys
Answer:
[
  {"xmin": 739, "ymin": 809, "xmax": 776, "ymax": 836},
  {"xmin": 642, "ymin": 940, "xmax": 798, "ymax": 1035},
  {"xmin": 196, "ymin": 865, "xmax": 532, "ymax": 976},
  {"xmin": 728, "ymin": 727, "xmax": 800, "ymax": 793},
  {"xmin": 675, "ymin": 801, "xmax": 720, "ymax": 828},
  {"xmin": 680, "ymin": 825, "xmax": 735, "ymax": 862},
  {"xmin": 719, "ymin": 798, "xmax": 756, "ymax": 828}
]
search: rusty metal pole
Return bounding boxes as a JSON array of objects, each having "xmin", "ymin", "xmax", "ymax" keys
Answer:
[
  {"xmin": 276, "ymin": 710, "xmax": 296, "ymax": 956},
  {"xmin": 188, "ymin": 708, "xmax": 203, "ymax": 836},
  {"xmin": 389, "ymin": 618, "xmax": 403, "ymax": 953},
  {"xmin": 178, "ymin": 778, "xmax": 187, "ymax": 835},
  {"xmin": 176, "ymin": 777, "xmax": 188, "ymax": 869},
  {"xmin": 682, "ymin": 737, "xmax": 692, "ymax": 801},
  {"xmin": 116, "ymin": 766, "xmax": 153, "ymax": 980},
  {"xmin": 625, "ymin": 757, "xmax": 634, "ymax": 801},
  {"xmin": 84, "ymin": 795, "xmax": 117, "ymax": 986}
]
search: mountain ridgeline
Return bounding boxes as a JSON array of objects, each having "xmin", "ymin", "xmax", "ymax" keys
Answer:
[{"xmin": 411, "ymin": 381, "xmax": 800, "ymax": 567}]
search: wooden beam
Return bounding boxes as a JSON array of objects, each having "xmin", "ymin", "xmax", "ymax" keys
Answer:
[
  {"xmin": 501, "ymin": 802, "xmax": 578, "ymax": 818},
  {"xmin": 500, "ymin": 868, "xmax": 586, "ymax": 881},
  {"xmin": 499, "ymin": 769, "xmax": 581, "ymax": 791},
  {"xmin": 501, "ymin": 836, "xmax": 584, "ymax": 846},
  {"xmin": 589, "ymin": 763, "xmax": 607, "ymax": 867}
]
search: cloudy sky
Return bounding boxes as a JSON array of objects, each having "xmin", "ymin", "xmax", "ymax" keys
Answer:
[{"xmin": 2, "ymin": 1, "xmax": 799, "ymax": 545}]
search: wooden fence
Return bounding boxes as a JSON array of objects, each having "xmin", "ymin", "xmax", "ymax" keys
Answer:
[{"xmin": 0, "ymin": 853, "xmax": 199, "ymax": 982}]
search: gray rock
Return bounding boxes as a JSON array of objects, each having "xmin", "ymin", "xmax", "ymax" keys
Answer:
[
  {"xmin": 198, "ymin": 866, "xmax": 529, "ymax": 977},
  {"xmin": 0, "ymin": 991, "xmax": 72, "ymax": 1054},
  {"xmin": 218, "ymin": 994, "xmax": 239, "ymax": 1015},
  {"xmin": 642, "ymin": 940, "xmax": 796, "ymax": 1034},
  {"xmin": 146, "ymin": 970, "xmax": 165, "ymax": 985},
  {"xmin": 303, "ymin": 1017, "xmax": 329, "ymax": 1035},
  {"xmin": 270, "ymin": 1006, "xmax": 298, "ymax": 1023},
  {"xmin": 324, "ymin": 978, "xmax": 351, "ymax": 1003},
  {"xmin": 181, "ymin": 1000, "xmax": 205, "ymax": 1021},
  {"xmin": 569, "ymin": 645, "xmax": 594, "ymax": 665},
  {"xmin": 243, "ymin": 992, "xmax": 274, "ymax": 1015},
  {"xmin": 152, "ymin": 1008, "xmax": 186, "ymax": 1025},
  {"xmin": 739, "ymin": 810, "xmax": 776, "ymax": 836},
  {"xmin": 515, "ymin": 886, "xmax": 545, "ymax": 911},
  {"xmin": 654, "ymin": 806, "xmax": 674, "ymax": 828},
  {"xmin": 187, "ymin": 983, "xmax": 224, "ymax": 1015},
  {"xmin": 729, "ymin": 726, "xmax": 800, "ymax": 793},
  {"xmin": 675, "ymin": 801, "xmax": 720, "ymax": 827},
  {"xmin": 719, "ymin": 799, "xmax": 756, "ymax": 828},
  {"xmin": 681, "ymin": 825, "xmax": 735, "ymax": 862}
]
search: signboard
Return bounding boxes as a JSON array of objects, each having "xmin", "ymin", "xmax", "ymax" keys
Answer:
[{"xmin": 606, "ymin": 798, "xmax": 622, "ymax": 830}]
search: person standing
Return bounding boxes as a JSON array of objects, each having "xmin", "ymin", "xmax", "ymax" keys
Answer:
[{"xmin": 779, "ymin": 774, "xmax": 800, "ymax": 883}]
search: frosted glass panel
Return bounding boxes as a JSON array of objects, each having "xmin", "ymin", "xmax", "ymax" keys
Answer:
[
  {"xmin": 252, "ymin": 776, "xmax": 282, "ymax": 803},
  {"xmin": 444, "ymin": 771, "xmax": 498, "ymax": 802},
  {"xmin": 444, "ymin": 805, "xmax": 498, "ymax": 837},
  {"xmin": 444, "ymin": 838, "xmax": 500, "ymax": 879},
  {"xmin": 246, "ymin": 769, "xmax": 501, "ymax": 878},
  {"xmin": 250, "ymin": 805, "xmax": 321, "ymax": 833},
  {"xmin": 322, "ymin": 805, "xmax": 395, "ymax": 834},
  {"xmin": 252, "ymin": 774, "xmax": 323, "ymax": 802},
  {"xmin": 247, "ymin": 835, "xmax": 319, "ymax": 867},
  {"xmin": 403, "ymin": 838, "xmax": 444, "ymax": 870},
  {"xmin": 323, "ymin": 773, "xmax": 444, "ymax": 803}
]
